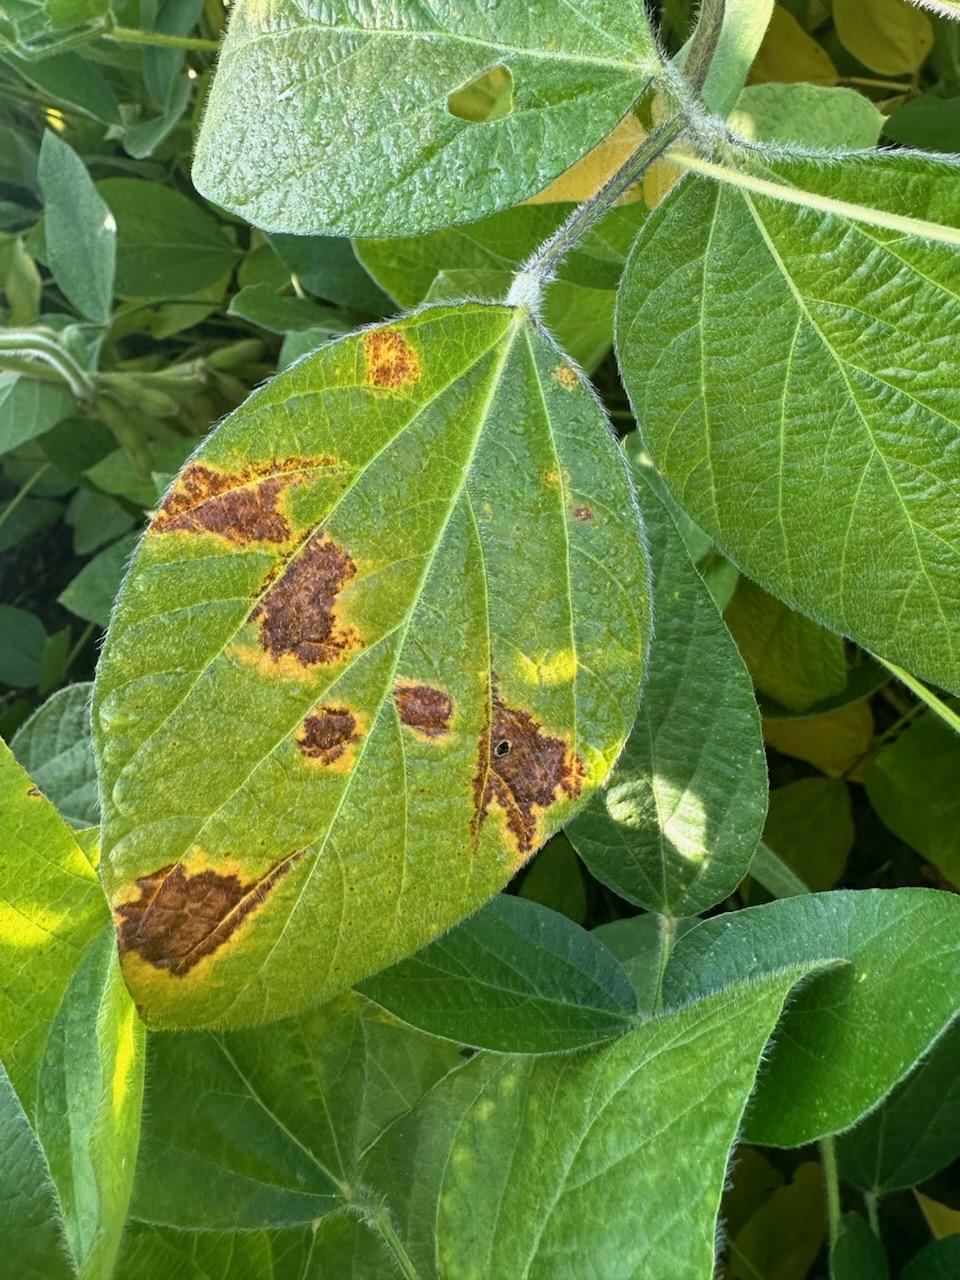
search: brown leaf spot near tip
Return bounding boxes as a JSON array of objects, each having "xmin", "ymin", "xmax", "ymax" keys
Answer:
[
  {"xmin": 395, "ymin": 683, "xmax": 454, "ymax": 738},
  {"xmin": 573, "ymin": 505, "xmax": 594, "ymax": 521},
  {"xmin": 115, "ymin": 851, "xmax": 305, "ymax": 976},
  {"xmin": 26, "ymin": 785, "xmax": 42, "ymax": 797},
  {"xmin": 365, "ymin": 328, "xmax": 421, "ymax": 389},
  {"xmin": 551, "ymin": 363, "xmax": 579, "ymax": 391},
  {"xmin": 473, "ymin": 685, "xmax": 583, "ymax": 854},
  {"xmin": 152, "ymin": 457, "xmax": 330, "ymax": 545},
  {"xmin": 297, "ymin": 705, "xmax": 360, "ymax": 766},
  {"xmin": 252, "ymin": 533, "xmax": 362, "ymax": 668}
]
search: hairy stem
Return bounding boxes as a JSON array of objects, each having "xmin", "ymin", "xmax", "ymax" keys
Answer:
[
  {"xmin": 821, "ymin": 1137, "xmax": 842, "ymax": 1249},
  {"xmin": 508, "ymin": 113, "xmax": 687, "ymax": 308},
  {"xmin": 683, "ymin": 0, "xmax": 728, "ymax": 96},
  {"xmin": 0, "ymin": 328, "xmax": 94, "ymax": 398},
  {"xmin": 105, "ymin": 25, "xmax": 220, "ymax": 51},
  {"xmin": 368, "ymin": 1207, "xmax": 421, "ymax": 1280}
]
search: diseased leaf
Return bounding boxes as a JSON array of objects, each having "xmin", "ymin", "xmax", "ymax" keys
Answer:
[
  {"xmin": 0, "ymin": 738, "xmax": 108, "ymax": 1111},
  {"xmin": 663, "ymin": 890, "xmax": 960, "ymax": 1146},
  {"xmin": 11, "ymin": 683, "xmax": 98, "ymax": 828},
  {"xmin": 361, "ymin": 968, "xmax": 829, "ymax": 1280},
  {"xmin": 567, "ymin": 453, "xmax": 766, "ymax": 916},
  {"xmin": 37, "ymin": 129, "xmax": 114, "ymax": 324},
  {"xmin": 360, "ymin": 894, "xmax": 637, "ymax": 1052},
  {"xmin": 93, "ymin": 303, "xmax": 648, "ymax": 1028},
  {"xmin": 193, "ymin": 0, "xmax": 659, "ymax": 235},
  {"xmin": 839, "ymin": 1020, "xmax": 960, "ymax": 1193},
  {"xmin": 618, "ymin": 150, "xmax": 960, "ymax": 694},
  {"xmin": 129, "ymin": 991, "xmax": 461, "ymax": 1230}
]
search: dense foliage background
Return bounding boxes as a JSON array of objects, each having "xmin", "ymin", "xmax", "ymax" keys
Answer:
[{"xmin": 2, "ymin": 1, "xmax": 960, "ymax": 1277}]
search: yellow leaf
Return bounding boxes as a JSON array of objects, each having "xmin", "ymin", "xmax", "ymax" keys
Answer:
[
  {"xmin": 834, "ymin": 0, "xmax": 933, "ymax": 76},
  {"xmin": 749, "ymin": 5, "xmax": 838, "ymax": 85},
  {"xmin": 764, "ymin": 700, "xmax": 874, "ymax": 779},
  {"xmin": 915, "ymin": 1191, "xmax": 960, "ymax": 1240},
  {"xmin": 526, "ymin": 113, "xmax": 646, "ymax": 204}
]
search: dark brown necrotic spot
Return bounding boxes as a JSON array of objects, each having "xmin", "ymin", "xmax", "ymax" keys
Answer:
[
  {"xmin": 297, "ymin": 706, "xmax": 359, "ymax": 764},
  {"xmin": 473, "ymin": 687, "xmax": 583, "ymax": 853},
  {"xmin": 252, "ymin": 533, "xmax": 361, "ymax": 666},
  {"xmin": 394, "ymin": 684, "xmax": 453, "ymax": 738},
  {"xmin": 152, "ymin": 457, "xmax": 325, "ymax": 544},
  {"xmin": 115, "ymin": 852, "xmax": 304, "ymax": 976},
  {"xmin": 364, "ymin": 328, "xmax": 421, "ymax": 389},
  {"xmin": 573, "ymin": 505, "xmax": 594, "ymax": 521}
]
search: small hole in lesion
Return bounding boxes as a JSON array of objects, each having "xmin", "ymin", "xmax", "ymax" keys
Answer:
[
  {"xmin": 447, "ymin": 65, "xmax": 515, "ymax": 123},
  {"xmin": 494, "ymin": 739, "xmax": 511, "ymax": 757}
]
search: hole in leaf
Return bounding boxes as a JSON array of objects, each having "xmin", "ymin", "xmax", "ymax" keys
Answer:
[
  {"xmin": 494, "ymin": 739, "xmax": 511, "ymax": 757},
  {"xmin": 447, "ymin": 65, "xmax": 514, "ymax": 123}
]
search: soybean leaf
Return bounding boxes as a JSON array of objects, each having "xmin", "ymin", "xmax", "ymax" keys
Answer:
[
  {"xmin": 830, "ymin": 1212, "xmax": 888, "ymax": 1280},
  {"xmin": 37, "ymin": 130, "xmax": 114, "ymax": 324},
  {"xmin": 566, "ymin": 452, "xmax": 766, "ymax": 916},
  {"xmin": 10, "ymin": 683, "xmax": 98, "ymax": 828},
  {"xmin": 663, "ymin": 890, "xmax": 960, "ymax": 1146},
  {"xmin": 193, "ymin": 0, "xmax": 660, "ymax": 235},
  {"xmin": 362, "ymin": 967, "xmax": 830, "ymax": 1280},
  {"xmin": 838, "ymin": 1020, "xmax": 960, "ymax": 1193},
  {"xmin": 34, "ymin": 930, "xmax": 145, "ymax": 1280},
  {"xmin": 618, "ymin": 150, "xmax": 960, "ymax": 694},
  {"xmin": 0, "ymin": 1065, "xmax": 74, "ymax": 1280},
  {"xmin": 0, "ymin": 494, "xmax": 61, "ymax": 553},
  {"xmin": 129, "ymin": 992, "xmax": 461, "ymax": 1231},
  {"xmin": 592, "ymin": 913, "xmax": 700, "ymax": 1013},
  {"xmin": 93, "ymin": 303, "xmax": 648, "ymax": 1028},
  {"xmin": 270, "ymin": 233, "xmax": 391, "ymax": 315},
  {"xmin": 865, "ymin": 713, "xmax": 960, "ymax": 886},
  {"xmin": 748, "ymin": 4, "xmax": 838, "ymax": 85},
  {"xmin": 901, "ymin": 1238, "xmax": 960, "ymax": 1280},
  {"xmin": 762, "ymin": 778, "xmax": 853, "ymax": 892},
  {"xmin": 360, "ymin": 894, "xmax": 637, "ymax": 1052},
  {"xmin": 884, "ymin": 93, "xmax": 960, "ymax": 150},
  {"xmin": 0, "ymin": 52, "xmax": 122, "ymax": 125},
  {"xmin": 97, "ymin": 179, "xmax": 240, "ymax": 298},
  {"xmin": 227, "ymin": 284, "xmax": 351, "ymax": 335},
  {"xmin": 729, "ymin": 1162, "xmax": 826, "ymax": 1280},
  {"xmin": 0, "ymin": 371, "xmax": 74, "ymax": 455},
  {"xmin": 730, "ymin": 83, "xmax": 886, "ymax": 149},
  {"xmin": 517, "ymin": 833, "xmax": 586, "ymax": 921},
  {"xmin": 115, "ymin": 1217, "xmax": 388, "ymax": 1279},
  {"xmin": 59, "ymin": 531, "xmax": 138, "ymax": 627},
  {"xmin": 834, "ymin": 0, "xmax": 933, "ymax": 76},
  {"xmin": 0, "ymin": 738, "xmax": 108, "ymax": 1109},
  {"xmin": 0, "ymin": 604, "xmax": 45, "ymax": 688}
]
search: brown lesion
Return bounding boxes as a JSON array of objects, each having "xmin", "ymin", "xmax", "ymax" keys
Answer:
[
  {"xmin": 472, "ymin": 682, "xmax": 583, "ymax": 854},
  {"xmin": 394, "ymin": 683, "xmax": 454, "ymax": 739},
  {"xmin": 572, "ymin": 505, "xmax": 594, "ymax": 521},
  {"xmin": 364, "ymin": 328, "xmax": 421, "ymax": 389},
  {"xmin": 151, "ymin": 457, "xmax": 332, "ymax": 545},
  {"xmin": 114, "ymin": 850, "xmax": 305, "ymax": 977},
  {"xmin": 551, "ymin": 363, "xmax": 579, "ymax": 391},
  {"xmin": 252, "ymin": 533, "xmax": 362, "ymax": 668},
  {"xmin": 296, "ymin": 705, "xmax": 361, "ymax": 767}
]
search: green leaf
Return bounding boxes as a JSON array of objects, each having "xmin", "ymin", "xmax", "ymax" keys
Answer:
[
  {"xmin": 227, "ymin": 284, "xmax": 351, "ymax": 335},
  {"xmin": 763, "ymin": 778, "xmax": 853, "ymax": 892},
  {"xmin": 11, "ymin": 683, "xmax": 98, "ymax": 828},
  {"xmin": 663, "ymin": 889, "xmax": 960, "ymax": 1146},
  {"xmin": 0, "ymin": 52, "xmax": 122, "ymax": 125},
  {"xmin": 838, "ymin": 1020, "xmax": 960, "ymax": 1193},
  {"xmin": 0, "ymin": 738, "xmax": 108, "ymax": 1110},
  {"xmin": 59, "ymin": 531, "xmax": 139, "ymax": 627},
  {"xmin": 834, "ymin": 0, "xmax": 933, "ymax": 76},
  {"xmin": 37, "ymin": 130, "xmax": 115, "ymax": 324},
  {"xmin": 0, "ymin": 605, "xmax": 46, "ymax": 688},
  {"xmin": 271, "ymin": 233, "xmax": 391, "ymax": 315},
  {"xmin": 93, "ymin": 303, "xmax": 648, "ymax": 1028},
  {"xmin": 730, "ymin": 83, "xmax": 886, "ymax": 149},
  {"xmin": 618, "ymin": 150, "xmax": 960, "ymax": 695},
  {"xmin": 884, "ymin": 93, "xmax": 960, "ymax": 151},
  {"xmin": 830, "ymin": 1212, "xmax": 888, "ymax": 1280},
  {"xmin": 193, "ymin": 0, "xmax": 659, "ymax": 235},
  {"xmin": 592, "ymin": 912, "xmax": 700, "ymax": 1012},
  {"xmin": 865, "ymin": 712, "xmax": 960, "ymax": 885},
  {"xmin": 129, "ymin": 991, "xmax": 461, "ymax": 1230},
  {"xmin": 901, "ymin": 1237, "xmax": 960, "ymax": 1280},
  {"xmin": 362, "ymin": 967, "xmax": 829, "ymax": 1280},
  {"xmin": 359, "ymin": 894, "xmax": 637, "ymax": 1052},
  {"xmin": 566, "ymin": 453, "xmax": 766, "ymax": 915},
  {"xmin": 517, "ymin": 833, "xmax": 586, "ymax": 921},
  {"xmin": 0, "ymin": 1065, "xmax": 74, "ymax": 1280},
  {"xmin": 35, "ymin": 930, "xmax": 145, "ymax": 1280},
  {"xmin": 0, "ymin": 495, "xmax": 61, "ymax": 554},
  {"xmin": 97, "ymin": 179, "xmax": 240, "ymax": 299},
  {"xmin": 0, "ymin": 372, "xmax": 75, "ymax": 455}
]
